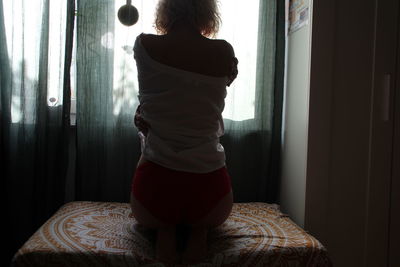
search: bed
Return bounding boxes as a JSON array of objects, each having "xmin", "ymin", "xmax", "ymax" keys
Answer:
[{"xmin": 11, "ymin": 201, "xmax": 332, "ymax": 266}]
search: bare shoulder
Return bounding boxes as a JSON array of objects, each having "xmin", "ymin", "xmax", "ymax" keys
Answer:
[
  {"xmin": 140, "ymin": 33, "xmax": 165, "ymax": 47},
  {"xmin": 140, "ymin": 33, "xmax": 234, "ymax": 57},
  {"xmin": 211, "ymin": 39, "xmax": 235, "ymax": 59},
  {"xmin": 140, "ymin": 33, "xmax": 165, "ymax": 40},
  {"xmin": 139, "ymin": 33, "xmax": 234, "ymax": 76},
  {"xmin": 208, "ymin": 39, "xmax": 236, "ymax": 74}
]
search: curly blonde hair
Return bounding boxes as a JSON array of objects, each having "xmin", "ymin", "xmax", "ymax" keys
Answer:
[{"xmin": 154, "ymin": 0, "xmax": 221, "ymax": 38}]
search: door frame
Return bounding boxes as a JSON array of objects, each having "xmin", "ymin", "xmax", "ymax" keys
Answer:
[{"xmin": 388, "ymin": 3, "xmax": 400, "ymax": 265}]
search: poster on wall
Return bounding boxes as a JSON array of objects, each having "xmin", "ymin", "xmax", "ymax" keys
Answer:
[{"xmin": 289, "ymin": 0, "xmax": 309, "ymax": 34}]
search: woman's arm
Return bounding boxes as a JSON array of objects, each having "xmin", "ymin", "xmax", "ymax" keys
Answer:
[
  {"xmin": 134, "ymin": 104, "xmax": 150, "ymax": 136},
  {"xmin": 224, "ymin": 41, "xmax": 238, "ymax": 87}
]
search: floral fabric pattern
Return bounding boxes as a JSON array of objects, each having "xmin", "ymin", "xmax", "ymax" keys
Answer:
[{"xmin": 12, "ymin": 201, "xmax": 332, "ymax": 267}]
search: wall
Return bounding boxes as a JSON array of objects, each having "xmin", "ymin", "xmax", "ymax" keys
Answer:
[{"xmin": 279, "ymin": 0, "xmax": 312, "ymax": 227}]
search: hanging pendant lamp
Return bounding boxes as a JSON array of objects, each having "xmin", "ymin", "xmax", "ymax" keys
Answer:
[{"xmin": 118, "ymin": 0, "xmax": 139, "ymax": 26}]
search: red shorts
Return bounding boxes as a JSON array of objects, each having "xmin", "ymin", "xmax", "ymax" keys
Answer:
[{"xmin": 131, "ymin": 161, "xmax": 232, "ymax": 225}]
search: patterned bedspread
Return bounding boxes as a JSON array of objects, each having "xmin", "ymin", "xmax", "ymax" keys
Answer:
[{"xmin": 12, "ymin": 201, "xmax": 332, "ymax": 267}]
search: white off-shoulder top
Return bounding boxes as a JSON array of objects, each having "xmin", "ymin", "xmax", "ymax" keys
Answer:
[{"xmin": 133, "ymin": 33, "xmax": 236, "ymax": 173}]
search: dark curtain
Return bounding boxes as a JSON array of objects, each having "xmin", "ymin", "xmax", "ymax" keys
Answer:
[{"xmin": 1, "ymin": 0, "xmax": 75, "ymax": 265}]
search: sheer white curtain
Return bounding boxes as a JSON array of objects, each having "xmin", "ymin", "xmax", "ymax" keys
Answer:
[{"xmin": 3, "ymin": 0, "xmax": 69, "ymax": 123}]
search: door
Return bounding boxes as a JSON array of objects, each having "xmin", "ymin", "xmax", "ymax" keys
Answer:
[{"xmin": 364, "ymin": 0, "xmax": 399, "ymax": 266}]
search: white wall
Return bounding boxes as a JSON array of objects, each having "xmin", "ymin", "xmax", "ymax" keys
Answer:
[{"xmin": 279, "ymin": 0, "xmax": 312, "ymax": 227}]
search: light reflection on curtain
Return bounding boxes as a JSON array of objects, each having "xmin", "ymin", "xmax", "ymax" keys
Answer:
[
  {"xmin": 75, "ymin": 0, "xmax": 139, "ymax": 201},
  {"xmin": 221, "ymin": 0, "xmax": 285, "ymax": 203},
  {"xmin": 1, "ymin": 0, "xmax": 74, "ymax": 264},
  {"xmin": 75, "ymin": 0, "xmax": 284, "ymax": 203}
]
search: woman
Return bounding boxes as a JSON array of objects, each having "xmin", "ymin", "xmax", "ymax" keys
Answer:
[{"xmin": 130, "ymin": 0, "xmax": 238, "ymax": 264}]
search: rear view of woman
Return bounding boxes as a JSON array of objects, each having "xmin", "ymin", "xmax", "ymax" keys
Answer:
[{"xmin": 130, "ymin": 0, "xmax": 238, "ymax": 264}]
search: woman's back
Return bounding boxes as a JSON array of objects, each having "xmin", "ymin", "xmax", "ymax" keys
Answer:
[
  {"xmin": 134, "ymin": 32, "xmax": 229, "ymax": 173},
  {"xmin": 140, "ymin": 32, "xmax": 233, "ymax": 78}
]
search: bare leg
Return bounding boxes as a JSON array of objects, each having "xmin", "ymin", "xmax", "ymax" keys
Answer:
[
  {"xmin": 130, "ymin": 192, "xmax": 179, "ymax": 263},
  {"xmin": 156, "ymin": 227, "xmax": 178, "ymax": 263},
  {"xmin": 181, "ymin": 227, "xmax": 208, "ymax": 264},
  {"xmin": 182, "ymin": 190, "xmax": 234, "ymax": 264}
]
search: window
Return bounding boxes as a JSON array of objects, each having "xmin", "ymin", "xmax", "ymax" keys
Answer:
[
  {"xmin": 218, "ymin": 0, "xmax": 260, "ymax": 121},
  {"xmin": 70, "ymin": 0, "xmax": 260, "ymax": 124},
  {"xmin": 4, "ymin": 0, "xmax": 68, "ymax": 123},
  {"xmin": 4, "ymin": 0, "xmax": 260, "ymax": 124}
]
